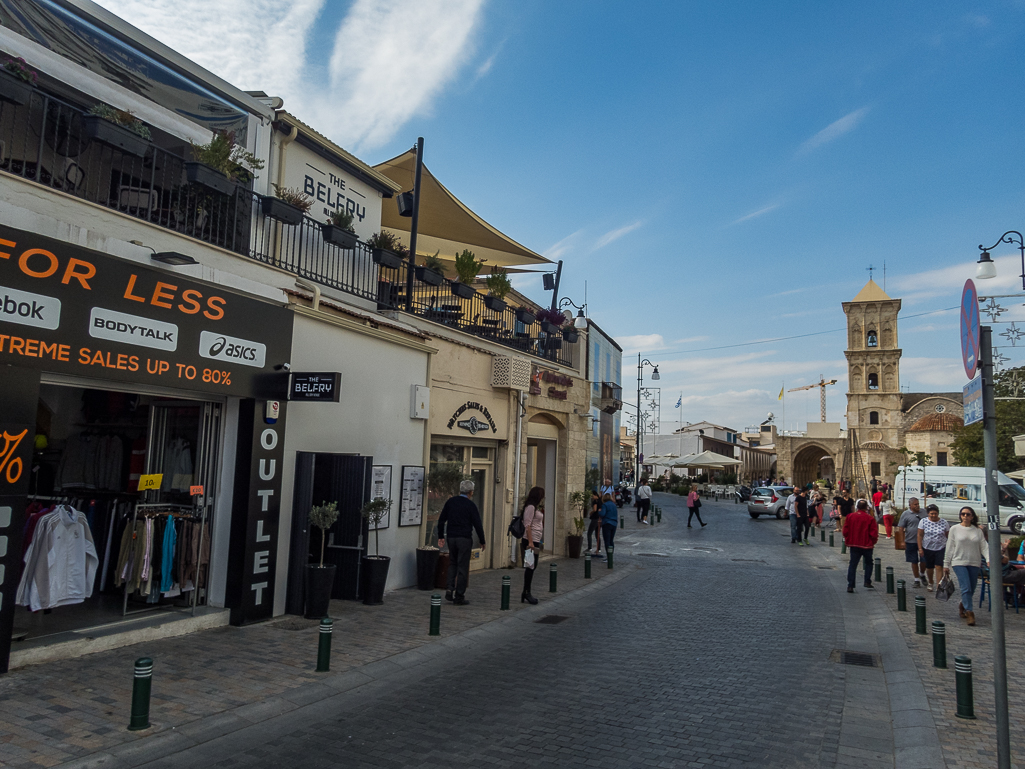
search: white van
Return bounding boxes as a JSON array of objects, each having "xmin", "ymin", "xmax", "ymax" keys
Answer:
[{"xmin": 893, "ymin": 466, "xmax": 1025, "ymax": 533}]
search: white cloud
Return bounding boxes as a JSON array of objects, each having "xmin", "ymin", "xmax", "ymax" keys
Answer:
[
  {"xmin": 594, "ymin": 220, "xmax": 643, "ymax": 250},
  {"xmin": 619, "ymin": 334, "xmax": 667, "ymax": 353},
  {"xmin": 732, "ymin": 204, "xmax": 779, "ymax": 224},
  {"xmin": 890, "ymin": 253, "xmax": 1021, "ymax": 304},
  {"xmin": 798, "ymin": 107, "xmax": 871, "ymax": 153},
  {"xmin": 545, "ymin": 229, "xmax": 585, "ymax": 260},
  {"xmin": 900, "ymin": 357, "xmax": 966, "ymax": 391}
]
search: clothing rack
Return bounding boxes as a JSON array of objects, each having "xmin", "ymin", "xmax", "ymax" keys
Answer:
[{"xmin": 122, "ymin": 502, "xmax": 204, "ymax": 617}]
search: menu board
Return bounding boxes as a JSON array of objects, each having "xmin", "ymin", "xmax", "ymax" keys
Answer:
[
  {"xmin": 400, "ymin": 465, "xmax": 425, "ymax": 526},
  {"xmin": 370, "ymin": 465, "xmax": 392, "ymax": 530}
]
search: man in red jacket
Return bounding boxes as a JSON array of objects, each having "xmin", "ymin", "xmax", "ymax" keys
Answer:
[{"xmin": 843, "ymin": 499, "xmax": 879, "ymax": 592}]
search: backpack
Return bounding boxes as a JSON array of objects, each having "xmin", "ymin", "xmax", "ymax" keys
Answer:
[{"xmin": 508, "ymin": 515, "xmax": 525, "ymax": 539}]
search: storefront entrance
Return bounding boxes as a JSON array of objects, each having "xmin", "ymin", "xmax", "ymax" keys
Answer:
[
  {"xmin": 527, "ymin": 415, "xmax": 560, "ymax": 548},
  {"xmin": 425, "ymin": 443, "xmax": 494, "ymax": 571}
]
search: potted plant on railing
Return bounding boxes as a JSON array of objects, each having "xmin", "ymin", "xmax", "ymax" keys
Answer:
[
  {"xmin": 567, "ymin": 491, "xmax": 587, "ymax": 558},
  {"xmin": 484, "ymin": 266, "xmax": 512, "ymax": 313},
  {"xmin": 563, "ymin": 325, "xmax": 580, "ymax": 344},
  {"xmin": 262, "ymin": 184, "xmax": 312, "ymax": 226},
  {"xmin": 415, "ymin": 251, "xmax": 446, "ymax": 287},
  {"xmin": 360, "ymin": 497, "xmax": 393, "ymax": 605},
  {"xmin": 515, "ymin": 306, "xmax": 537, "ymax": 326},
  {"xmin": 83, "ymin": 104, "xmax": 152, "ymax": 157},
  {"xmin": 321, "ymin": 208, "xmax": 359, "ymax": 249},
  {"xmin": 535, "ymin": 307, "xmax": 567, "ymax": 336},
  {"xmin": 367, "ymin": 231, "xmax": 406, "ymax": 269},
  {"xmin": 305, "ymin": 501, "xmax": 338, "ymax": 619},
  {"xmin": 187, "ymin": 130, "xmax": 264, "ymax": 195},
  {"xmin": 451, "ymin": 249, "xmax": 485, "ymax": 299},
  {"xmin": 0, "ymin": 57, "xmax": 36, "ymax": 106}
]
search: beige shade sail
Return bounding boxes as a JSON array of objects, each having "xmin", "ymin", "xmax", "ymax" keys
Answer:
[
  {"xmin": 373, "ymin": 150, "xmax": 552, "ymax": 270},
  {"xmin": 673, "ymin": 450, "xmax": 742, "ymax": 469}
]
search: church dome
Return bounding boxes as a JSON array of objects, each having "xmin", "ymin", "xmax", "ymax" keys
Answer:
[{"xmin": 907, "ymin": 413, "xmax": 961, "ymax": 433}]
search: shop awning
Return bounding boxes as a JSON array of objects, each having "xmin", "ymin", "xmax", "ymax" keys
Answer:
[{"xmin": 373, "ymin": 150, "xmax": 552, "ymax": 270}]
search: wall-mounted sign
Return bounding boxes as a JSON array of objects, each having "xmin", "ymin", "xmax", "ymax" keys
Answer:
[
  {"xmin": 138, "ymin": 473, "xmax": 163, "ymax": 490},
  {"xmin": 963, "ymin": 376, "xmax": 983, "ymax": 426},
  {"xmin": 399, "ymin": 465, "xmax": 425, "ymax": 526},
  {"xmin": 530, "ymin": 366, "xmax": 574, "ymax": 397},
  {"xmin": 447, "ymin": 401, "xmax": 497, "ymax": 435},
  {"xmin": 289, "ymin": 372, "xmax": 341, "ymax": 402},
  {"xmin": 370, "ymin": 465, "xmax": 392, "ymax": 530}
]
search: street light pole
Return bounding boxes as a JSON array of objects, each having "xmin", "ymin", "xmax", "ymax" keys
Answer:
[
  {"xmin": 635, "ymin": 355, "xmax": 659, "ymax": 486},
  {"xmin": 404, "ymin": 137, "xmax": 424, "ymax": 312}
]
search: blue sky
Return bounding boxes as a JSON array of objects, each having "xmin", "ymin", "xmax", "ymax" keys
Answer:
[{"xmin": 99, "ymin": 0, "xmax": 1025, "ymax": 431}]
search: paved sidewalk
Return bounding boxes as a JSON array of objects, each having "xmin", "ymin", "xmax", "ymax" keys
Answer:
[{"xmin": 0, "ymin": 546, "xmax": 637, "ymax": 769}]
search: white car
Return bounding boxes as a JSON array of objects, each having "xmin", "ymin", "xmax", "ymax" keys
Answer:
[{"xmin": 747, "ymin": 486, "xmax": 793, "ymax": 519}]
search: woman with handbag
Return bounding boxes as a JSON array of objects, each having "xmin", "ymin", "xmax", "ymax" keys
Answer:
[
  {"xmin": 520, "ymin": 486, "xmax": 545, "ymax": 605},
  {"xmin": 686, "ymin": 488, "xmax": 705, "ymax": 528},
  {"xmin": 943, "ymin": 506, "xmax": 986, "ymax": 626}
]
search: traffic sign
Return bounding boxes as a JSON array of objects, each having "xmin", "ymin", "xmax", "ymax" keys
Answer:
[
  {"xmin": 961, "ymin": 279, "xmax": 981, "ymax": 379},
  {"xmin": 963, "ymin": 376, "xmax": 983, "ymax": 426}
]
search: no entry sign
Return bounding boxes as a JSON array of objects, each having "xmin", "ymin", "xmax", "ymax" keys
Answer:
[{"xmin": 961, "ymin": 279, "xmax": 981, "ymax": 379}]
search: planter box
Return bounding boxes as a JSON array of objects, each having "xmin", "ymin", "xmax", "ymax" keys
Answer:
[
  {"xmin": 261, "ymin": 195, "xmax": 305, "ymax": 226},
  {"xmin": 360, "ymin": 555, "xmax": 391, "ymax": 605},
  {"xmin": 541, "ymin": 321, "xmax": 560, "ymax": 335},
  {"xmin": 563, "ymin": 328, "xmax": 579, "ymax": 343},
  {"xmin": 567, "ymin": 535, "xmax": 583, "ymax": 559},
  {"xmin": 415, "ymin": 265, "xmax": 445, "ymax": 286},
  {"xmin": 416, "ymin": 548, "xmax": 441, "ymax": 590},
  {"xmin": 304, "ymin": 564, "xmax": 337, "ymax": 619},
  {"xmin": 0, "ymin": 69, "xmax": 32, "ymax": 106},
  {"xmin": 322, "ymin": 223, "xmax": 358, "ymax": 249},
  {"xmin": 483, "ymin": 295, "xmax": 507, "ymax": 313},
  {"xmin": 372, "ymin": 247, "xmax": 404, "ymax": 269},
  {"xmin": 450, "ymin": 281, "xmax": 475, "ymax": 299},
  {"xmin": 515, "ymin": 308, "xmax": 536, "ymax": 325},
  {"xmin": 184, "ymin": 161, "xmax": 236, "ymax": 195},
  {"xmin": 82, "ymin": 115, "xmax": 150, "ymax": 158}
]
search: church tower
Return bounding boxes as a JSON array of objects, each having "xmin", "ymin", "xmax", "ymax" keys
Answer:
[{"xmin": 843, "ymin": 280, "xmax": 902, "ymax": 474}]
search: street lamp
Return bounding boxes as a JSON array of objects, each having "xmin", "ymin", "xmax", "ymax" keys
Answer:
[
  {"xmin": 558, "ymin": 297, "xmax": 589, "ymax": 329},
  {"xmin": 976, "ymin": 230, "xmax": 1024, "ymax": 287},
  {"xmin": 635, "ymin": 356, "xmax": 659, "ymax": 486}
]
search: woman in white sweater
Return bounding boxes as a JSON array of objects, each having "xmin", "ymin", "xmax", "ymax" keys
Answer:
[{"xmin": 943, "ymin": 506, "xmax": 987, "ymax": 626}]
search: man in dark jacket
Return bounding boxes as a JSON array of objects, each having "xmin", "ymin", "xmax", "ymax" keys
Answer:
[
  {"xmin": 437, "ymin": 480, "xmax": 486, "ymax": 605},
  {"xmin": 843, "ymin": 499, "xmax": 879, "ymax": 592}
]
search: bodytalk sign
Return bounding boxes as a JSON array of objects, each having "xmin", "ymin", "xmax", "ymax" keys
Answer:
[{"xmin": 0, "ymin": 225, "xmax": 292, "ymax": 397}]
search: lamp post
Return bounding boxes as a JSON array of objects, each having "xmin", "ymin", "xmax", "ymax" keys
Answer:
[
  {"xmin": 558, "ymin": 297, "xmax": 589, "ymax": 329},
  {"xmin": 976, "ymin": 230, "xmax": 1024, "ymax": 289},
  {"xmin": 636, "ymin": 356, "xmax": 659, "ymax": 487}
]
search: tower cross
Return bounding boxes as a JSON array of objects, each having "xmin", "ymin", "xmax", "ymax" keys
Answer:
[{"xmin": 866, "ymin": 264, "xmax": 875, "ymax": 282}]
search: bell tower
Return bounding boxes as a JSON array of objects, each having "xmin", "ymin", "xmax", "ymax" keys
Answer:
[{"xmin": 843, "ymin": 279, "xmax": 902, "ymax": 450}]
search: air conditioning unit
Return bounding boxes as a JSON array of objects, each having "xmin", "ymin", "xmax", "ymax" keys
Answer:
[{"xmin": 492, "ymin": 355, "xmax": 531, "ymax": 390}]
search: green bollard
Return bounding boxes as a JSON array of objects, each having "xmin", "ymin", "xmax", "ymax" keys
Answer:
[
  {"xmin": 549, "ymin": 563, "xmax": 557, "ymax": 593},
  {"xmin": 821, "ymin": 528, "xmax": 825, "ymax": 542},
  {"xmin": 897, "ymin": 579, "xmax": 907, "ymax": 611},
  {"xmin": 429, "ymin": 593, "xmax": 441, "ymax": 636},
  {"xmin": 584, "ymin": 552, "xmax": 591, "ymax": 579},
  {"xmin": 607, "ymin": 546, "xmax": 614, "ymax": 569},
  {"xmin": 657, "ymin": 507, "xmax": 662, "ymax": 523},
  {"xmin": 886, "ymin": 566, "xmax": 894, "ymax": 594},
  {"xmin": 932, "ymin": 621, "xmax": 947, "ymax": 669},
  {"xmin": 915, "ymin": 595, "xmax": 927, "ymax": 634},
  {"xmin": 829, "ymin": 532, "xmax": 834, "ymax": 547},
  {"xmin": 619, "ymin": 515, "xmax": 624, "ymax": 529},
  {"xmin": 501, "ymin": 575, "xmax": 510, "ymax": 610},
  {"xmin": 316, "ymin": 617, "xmax": 333, "ymax": 672},
  {"xmin": 955, "ymin": 656, "xmax": 976, "ymax": 719},
  {"xmin": 842, "ymin": 540, "xmax": 847, "ymax": 554},
  {"xmin": 874, "ymin": 557, "xmax": 882, "ymax": 583},
  {"xmin": 127, "ymin": 657, "xmax": 153, "ymax": 731}
]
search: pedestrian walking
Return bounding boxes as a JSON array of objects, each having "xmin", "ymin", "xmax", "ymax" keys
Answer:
[
  {"xmin": 843, "ymin": 499, "xmax": 879, "ymax": 592},
  {"xmin": 786, "ymin": 488, "xmax": 799, "ymax": 543},
  {"xmin": 944, "ymin": 506, "xmax": 986, "ymax": 626},
  {"xmin": 833, "ymin": 488, "xmax": 854, "ymax": 533},
  {"xmin": 686, "ymin": 488, "xmax": 706, "ymax": 528},
  {"xmin": 585, "ymin": 490, "xmax": 603, "ymax": 557},
  {"xmin": 600, "ymin": 492, "xmax": 619, "ymax": 554},
  {"xmin": 599, "ymin": 477, "xmax": 615, "ymax": 499},
  {"xmin": 796, "ymin": 488, "xmax": 812, "ymax": 546},
  {"xmin": 917, "ymin": 503, "xmax": 950, "ymax": 590},
  {"xmin": 872, "ymin": 487, "xmax": 884, "ymax": 517},
  {"xmin": 897, "ymin": 498, "xmax": 926, "ymax": 587},
  {"xmin": 636, "ymin": 478, "xmax": 652, "ymax": 524},
  {"xmin": 519, "ymin": 486, "xmax": 545, "ymax": 605},
  {"xmin": 879, "ymin": 492, "xmax": 895, "ymax": 539},
  {"xmin": 437, "ymin": 480, "xmax": 486, "ymax": 606}
]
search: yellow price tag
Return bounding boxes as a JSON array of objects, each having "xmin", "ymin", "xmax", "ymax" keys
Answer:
[{"xmin": 138, "ymin": 473, "xmax": 163, "ymax": 491}]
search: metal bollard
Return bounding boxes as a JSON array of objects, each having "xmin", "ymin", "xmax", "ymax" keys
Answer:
[
  {"xmin": 932, "ymin": 621, "xmax": 947, "ymax": 669},
  {"xmin": 316, "ymin": 618, "xmax": 333, "ymax": 672},
  {"xmin": 842, "ymin": 540, "xmax": 847, "ymax": 554},
  {"xmin": 821, "ymin": 528, "xmax": 826, "ymax": 542},
  {"xmin": 886, "ymin": 566, "xmax": 894, "ymax": 594},
  {"xmin": 915, "ymin": 595, "xmax": 927, "ymax": 634},
  {"xmin": 897, "ymin": 579, "xmax": 907, "ymax": 611},
  {"xmin": 829, "ymin": 532, "xmax": 834, "ymax": 547},
  {"xmin": 607, "ymin": 546, "xmax": 614, "ymax": 569},
  {"xmin": 128, "ymin": 657, "xmax": 153, "ymax": 731},
  {"xmin": 619, "ymin": 516, "xmax": 623, "ymax": 529},
  {"xmin": 429, "ymin": 593, "xmax": 441, "ymax": 636},
  {"xmin": 657, "ymin": 507, "xmax": 662, "ymax": 523},
  {"xmin": 584, "ymin": 552, "xmax": 591, "ymax": 579},
  {"xmin": 955, "ymin": 656, "xmax": 976, "ymax": 719},
  {"xmin": 874, "ymin": 557, "xmax": 882, "ymax": 583},
  {"xmin": 549, "ymin": 562, "xmax": 557, "ymax": 593},
  {"xmin": 501, "ymin": 575, "xmax": 510, "ymax": 610}
]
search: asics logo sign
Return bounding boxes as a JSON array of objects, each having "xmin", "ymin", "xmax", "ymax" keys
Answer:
[{"xmin": 199, "ymin": 330, "xmax": 265, "ymax": 368}]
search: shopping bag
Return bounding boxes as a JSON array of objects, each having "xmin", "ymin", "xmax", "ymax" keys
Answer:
[
  {"xmin": 895, "ymin": 528, "xmax": 905, "ymax": 550},
  {"xmin": 524, "ymin": 549, "xmax": 535, "ymax": 569},
  {"xmin": 936, "ymin": 575, "xmax": 954, "ymax": 602}
]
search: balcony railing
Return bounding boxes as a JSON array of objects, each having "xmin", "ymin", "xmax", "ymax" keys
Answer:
[{"xmin": 0, "ymin": 81, "xmax": 573, "ymax": 365}]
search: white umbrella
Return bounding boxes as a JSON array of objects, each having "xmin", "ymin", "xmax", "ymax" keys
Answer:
[{"xmin": 674, "ymin": 450, "xmax": 742, "ymax": 469}]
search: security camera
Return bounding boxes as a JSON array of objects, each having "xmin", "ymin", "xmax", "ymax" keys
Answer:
[{"xmin": 275, "ymin": 362, "xmax": 291, "ymax": 371}]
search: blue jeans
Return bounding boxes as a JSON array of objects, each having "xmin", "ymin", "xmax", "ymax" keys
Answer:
[
  {"xmin": 848, "ymin": 546, "xmax": 873, "ymax": 588},
  {"xmin": 952, "ymin": 565, "xmax": 981, "ymax": 612},
  {"xmin": 790, "ymin": 513, "xmax": 799, "ymax": 542}
]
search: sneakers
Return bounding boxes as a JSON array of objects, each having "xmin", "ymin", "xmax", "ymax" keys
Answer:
[
  {"xmin": 913, "ymin": 579, "xmax": 921, "ymax": 588},
  {"xmin": 798, "ymin": 541, "xmax": 805, "ymax": 547},
  {"xmin": 642, "ymin": 520, "xmax": 649, "ymax": 525},
  {"xmin": 804, "ymin": 540, "xmax": 812, "ymax": 546}
]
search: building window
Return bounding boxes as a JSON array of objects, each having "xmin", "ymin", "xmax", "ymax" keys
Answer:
[
  {"xmin": 870, "ymin": 462, "xmax": 881, "ymax": 477},
  {"xmin": 868, "ymin": 373, "xmax": 879, "ymax": 390},
  {"xmin": 937, "ymin": 452, "xmax": 947, "ymax": 467},
  {"xmin": 867, "ymin": 330, "xmax": 878, "ymax": 347},
  {"xmin": 869, "ymin": 411, "xmax": 879, "ymax": 425}
]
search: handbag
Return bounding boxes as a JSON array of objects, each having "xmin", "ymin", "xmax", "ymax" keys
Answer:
[
  {"xmin": 895, "ymin": 528, "xmax": 905, "ymax": 550},
  {"xmin": 508, "ymin": 515, "xmax": 525, "ymax": 539},
  {"xmin": 936, "ymin": 575, "xmax": 955, "ymax": 602},
  {"xmin": 694, "ymin": 498, "xmax": 701, "ymax": 509}
]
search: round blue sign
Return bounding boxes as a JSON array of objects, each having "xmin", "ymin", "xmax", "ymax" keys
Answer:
[{"xmin": 961, "ymin": 279, "xmax": 980, "ymax": 379}]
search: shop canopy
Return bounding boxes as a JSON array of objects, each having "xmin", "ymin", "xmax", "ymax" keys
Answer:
[{"xmin": 373, "ymin": 150, "xmax": 552, "ymax": 271}]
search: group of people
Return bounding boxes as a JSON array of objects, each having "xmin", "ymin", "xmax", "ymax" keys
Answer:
[
  {"xmin": 785, "ymin": 486, "xmax": 826, "ymax": 545},
  {"xmin": 585, "ymin": 477, "xmax": 624, "ymax": 561}
]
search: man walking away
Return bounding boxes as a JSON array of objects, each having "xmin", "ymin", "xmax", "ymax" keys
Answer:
[
  {"xmin": 686, "ymin": 488, "xmax": 706, "ymax": 528},
  {"xmin": 786, "ymin": 488, "xmax": 799, "ymax": 543},
  {"xmin": 843, "ymin": 499, "xmax": 879, "ymax": 592},
  {"xmin": 600, "ymin": 493, "xmax": 619, "ymax": 554},
  {"xmin": 796, "ymin": 488, "xmax": 811, "ymax": 546},
  {"xmin": 437, "ymin": 480, "xmax": 485, "ymax": 605},
  {"xmin": 636, "ymin": 478, "xmax": 652, "ymax": 524},
  {"xmin": 898, "ymin": 498, "xmax": 925, "ymax": 587}
]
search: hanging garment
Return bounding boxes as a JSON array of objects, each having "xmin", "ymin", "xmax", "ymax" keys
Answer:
[
  {"xmin": 16, "ymin": 506, "xmax": 99, "ymax": 611},
  {"xmin": 160, "ymin": 519, "xmax": 177, "ymax": 593},
  {"xmin": 56, "ymin": 434, "xmax": 100, "ymax": 490}
]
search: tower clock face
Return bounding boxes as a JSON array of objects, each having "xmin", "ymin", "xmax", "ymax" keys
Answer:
[{"xmin": 935, "ymin": 404, "xmax": 946, "ymax": 413}]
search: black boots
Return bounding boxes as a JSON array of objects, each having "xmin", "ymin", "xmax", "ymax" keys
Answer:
[{"xmin": 521, "ymin": 592, "xmax": 538, "ymax": 605}]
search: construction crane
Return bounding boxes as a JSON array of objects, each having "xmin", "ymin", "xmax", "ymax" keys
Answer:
[{"xmin": 788, "ymin": 375, "xmax": 838, "ymax": 422}]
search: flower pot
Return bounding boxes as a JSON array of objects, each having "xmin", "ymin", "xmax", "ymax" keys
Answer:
[
  {"xmin": 416, "ymin": 548, "xmax": 441, "ymax": 590},
  {"xmin": 567, "ymin": 534, "xmax": 583, "ymax": 559},
  {"xmin": 0, "ymin": 69, "xmax": 32, "ymax": 106},
  {"xmin": 483, "ymin": 295, "xmax": 507, "ymax": 313},
  {"xmin": 434, "ymin": 552, "xmax": 451, "ymax": 589},
  {"xmin": 541, "ymin": 321, "xmax": 559, "ymax": 335},
  {"xmin": 563, "ymin": 328, "xmax": 579, "ymax": 343},
  {"xmin": 360, "ymin": 555, "xmax": 391, "ymax": 605},
  {"xmin": 184, "ymin": 161, "xmax": 236, "ymax": 195},
  {"xmin": 372, "ymin": 247, "xmax": 404, "ymax": 269},
  {"xmin": 322, "ymin": 223, "xmax": 359, "ymax": 249},
  {"xmin": 515, "ymin": 308, "xmax": 536, "ymax": 325},
  {"xmin": 82, "ymin": 115, "xmax": 150, "ymax": 158},
  {"xmin": 261, "ymin": 195, "xmax": 305, "ymax": 226},
  {"xmin": 304, "ymin": 563, "xmax": 337, "ymax": 619},
  {"xmin": 415, "ymin": 265, "xmax": 445, "ymax": 286},
  {"xmin": 450, "ymin": 281, "xmax": 475, "ymax": 299}
]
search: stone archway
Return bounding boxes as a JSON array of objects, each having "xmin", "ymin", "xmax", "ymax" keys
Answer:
[{"xmin": 792, "ymin": 443, "xmax": 835, "ymax": 489}]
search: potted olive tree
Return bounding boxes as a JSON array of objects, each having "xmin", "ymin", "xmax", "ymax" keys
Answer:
[
  {"xmin": 367, "ymin": 231, "xmax": 406, "ymax": 269},
  {"xmin": 415, "ymin": 251, "xmax": 446, "ymax": 286},
  {"xmin": 0, "ymin": 57, "xmax": 36, "ymax": 106},
  {"xmin": 567, "ymin": 491, "xmax": 587, "ymax": 558},
  {"xmin": 262, "ymin": 184, "xmax": 312, "ymax": 226},
  {"xmin": 484, "ymin": 267, "xmax": 512, "ymax": 313},
  {"xmin": 360, "ymin": 497, "xmax": 392, "ymax": 605},
  {"xmin": 83, "ymin": 104, "xmax": 152, "ymax": 157},
  {"xmin": 451, "ymin": 249, "xmax": 485, "ymax": 299},
  {"xmin": 187, "ymin": 130, "xmax": 264, "ymax": 194},
  {"xmin": 322, "ymin": 209, "xmax": 359, "ymax": 249},
  {"xmin": 305, "ymin": 501, "xmax": 338, "ymax": 618}
]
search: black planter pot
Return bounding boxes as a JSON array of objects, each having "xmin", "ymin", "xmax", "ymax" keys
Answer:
[
  {"xmin": 541, "ymin": 321, "xmax": 560, "ymax": 335},
  {"xmin": 563, "ymin": 328, "xmax": 579, "ymax": 343},
  {"xmin": 185, "ymin": 161, "xmax": 236, "ymax": 195},
  {"xmin": 415, "ymin": 266, "xmax": 445, "ymax": 286},
  {"xmin": 567, "ymin": 535, "xmax": 583, "ymax": 559},
  {"xmin": 360, "ymin": 555, "xmax": 391, "ymax": 605},
  {"xmin": 483, "ymin": 295, "xmax": 507, "ymax": 313},
  {"xmin": 515, "ymin": 308, "xmax": 536, "ymax": 325},
  {"xmin": 450, "ymin": 281, "xmax": 475, "ymax": 299},
  {"xmin": 322, "ymin": 223, "xmax": 359, "ymax": 249},
  {"xmin": 304, "ymin": 563, "xmax": 337, "ymax": 619},
  {"xmin": 0, "ymin": 69, "xmax": 32, "ymax": 106},
  {"xmin": 373, "ymin": 247, "xmax": 404, "ymax": 269},
  {"xmin": 415, "ymin": 548, "xmax": 441, "ymax": 590},
  {"xmin": 261, "ymin": 195, "xmax": 305, "ymax": 226},
  {"xmin": 82, "ymin": 115, "xmax": 150, "ymax": 158}
]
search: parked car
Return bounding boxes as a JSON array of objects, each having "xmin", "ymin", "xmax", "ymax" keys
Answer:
[
  {"xmin": 734, "ymin": 485, "xmax": 752, "ymax": 503},
  {"xmin": 747, "ymin": 486, "xmax": 794, "ymax": 519}
]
